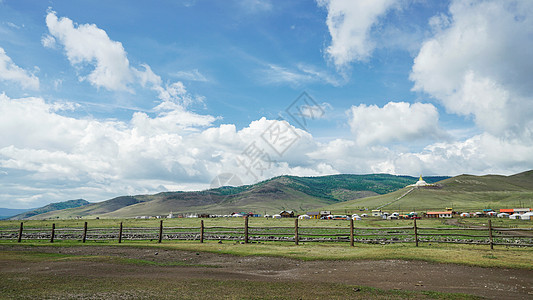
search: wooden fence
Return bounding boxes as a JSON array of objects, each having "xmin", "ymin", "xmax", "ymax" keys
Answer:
[{"xmin": 2, "ymin": 219, "xmax": 532, "ymax": 249}]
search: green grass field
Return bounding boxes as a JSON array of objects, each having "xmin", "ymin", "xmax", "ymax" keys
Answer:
[
  {"xmin": 1, "ymin": 218, "xmax": 531, "ymax": 269},
  {"xmin": 1, "ymin": 216, "xmax": 531, "ymax": 230}
]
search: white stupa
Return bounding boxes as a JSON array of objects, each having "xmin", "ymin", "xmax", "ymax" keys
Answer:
[
  {"xmin": 415, "ymin": 175, "xmax": 427, "ymax": 186},
  {"xmin": 408, "ymin": 175, "xmax": 433, "ymax": 188}
]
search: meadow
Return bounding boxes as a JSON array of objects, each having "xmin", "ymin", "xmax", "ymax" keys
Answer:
[{"xmin": 1, "ymin": 217, "xmax": 531, "ymax": 269}]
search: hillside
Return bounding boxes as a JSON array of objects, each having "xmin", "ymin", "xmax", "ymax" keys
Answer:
[
  {"xmin": 8, "ymin": 199, "xmax": 90, "ymax": 220},
  {"xmin": 0, "ymin": 208, "xmax": 33, "ymax": 220},
  {"xmin": 324, "ymin": 170, "xmax": 533, "ymax": 213},
  {"xmin": 30, "ymin": 174, "xmax": 437, "ymax": 219}
]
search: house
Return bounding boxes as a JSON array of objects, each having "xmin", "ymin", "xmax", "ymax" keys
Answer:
[
  {"xmin": 279, "ymin": 210, "xmax": 295, "ymax": 218},
  {"xmin": 307, "ymin": 212, "xmax": 321, "ymax": 219},
  {"xmin": 500, "ymin": 208, "xmax": 531, "ymax": 215},
  {"xmin": 426, "ymin": 211, "xmax": 453, "ymax": 218},
  {"xmin": 320, "ymin": 211, "xmax": 331, "ymax": 217},
  {"xmin": 514, "ymin": 208, "xmax": 531, "ymax": 215}
]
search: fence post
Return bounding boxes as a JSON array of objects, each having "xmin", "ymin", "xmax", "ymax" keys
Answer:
[
  {"xmin": 414, "ymin": 219, "xmax": 419, "ymax": 247},
  {"xmin": 82, "ymin": 221, "xmax": 87, "ymax": 243},
  {"xmin": 118, "ymin": 222, "xmax": 123, "ymax": 243},
  {"xmin": 350, "ymin": 218, "xmax": 354, "ymax": 247},
  {"xmin": 244, "ymin": 217, "xmax": 249, "ymax": 244},
  {"xmin": 488, "ymin": 219, "xmax": 493, "ymax": 250},
  {"xmin": 50, "ymin": 223, "xmax": 55, "ymax": 243},
  {"xmin": 294, "ymin": 218, "xmax": 299, "ymax": 245},
  {"xmin": 200, "ymin": 220, "xmax": 204, "ymax": 243},
  {"xmin": 18, "ymin": 222, "xmax": 23, "ymax": 243},
  {"xmin": 158, "ymin": 220, "xmax": 163, "ymax": 243}
]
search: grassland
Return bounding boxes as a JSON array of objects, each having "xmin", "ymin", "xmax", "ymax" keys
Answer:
[
  {"xmin": 1, "ymin": 218, "xmax": 532, "ymax": 269},
  {"xmin": 2, "ymin": 215, "xmax": 532, "ymax": 230}
]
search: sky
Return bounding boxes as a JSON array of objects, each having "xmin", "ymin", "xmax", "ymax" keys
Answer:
[{"xmin": 0, "ymin": 0, "xmax": 532, "ymax": 209}]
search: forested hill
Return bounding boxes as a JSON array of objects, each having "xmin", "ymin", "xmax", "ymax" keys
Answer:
[
  {"xmin": 25, "ymin": 174, "xmax": 447, "ymax": 219},
  {"xmin": 8, "ymin": 199, "xmax": 89, "ymax": 220}
]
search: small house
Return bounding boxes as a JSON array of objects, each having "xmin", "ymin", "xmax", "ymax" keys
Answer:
[
  {"xmin": 514, "ymin": 208, "xmax": 531, "ymax": 215},
  {"xmin": 426, "ymin": 211, "xmax": 453, "ymax": 218},
  {"xmin": 320, "ymin": 211, "xmax": 331, "ymax": 218},
  {"xmin": 307, "ymin": 212, "xmax": 321, "ymax": 219},
  {"xmin": 279, "ymin": 210, "xmax": 295, "ymax": 218}
]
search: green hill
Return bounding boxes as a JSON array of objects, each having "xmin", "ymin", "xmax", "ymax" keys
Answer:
[
  {"xmin": 30, "ymin": 174, "xmax": 436, "ymax": 219},
  {"xmin": 8, "ymin": 199, "xmax": 90, "ymax": 220},
  {"xmin": 324, "ymin": 171, "xmax": 533, "ymax": 213}
]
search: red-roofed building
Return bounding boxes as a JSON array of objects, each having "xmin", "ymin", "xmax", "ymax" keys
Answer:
[{"xmin": 426, "ymin": 211, "xmax": 453, "ymax": 218}]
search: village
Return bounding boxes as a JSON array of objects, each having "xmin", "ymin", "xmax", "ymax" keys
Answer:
[{"xmin": 133, "ymin": 207, "xmax": 533, "ymax": 221}]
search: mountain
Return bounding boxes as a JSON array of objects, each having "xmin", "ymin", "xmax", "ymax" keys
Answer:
[
  {"xmin": 0, "ymin": 208, "xmax": 34, "ymax": 220},
  {"xmin": 324, "ymin": 170, "xmax": 533, "ymax": 213},
  {"xmin": 8, "ymin": 199, "xmax": 90, "ymax": 220},
  {"xmin": 29, "ymin": 174, "xmax": 445, "ymax": 219}
]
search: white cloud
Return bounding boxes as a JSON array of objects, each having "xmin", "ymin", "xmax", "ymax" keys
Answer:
[
  {"xmin": 348, "ymin": 102, "xmax": 444, "ymax": 146},
  {"xmin": 0, "ymin": 47, "xmax": 39, "ymax": 90},
  {"xmin": 41, "ymin": 34, "xmax": 56, "ymax": 48},
  {"xmin": 2, "ymin": 92, "xmax": 533, "ymax": 208},
  {"xmin": 45, "ymin": 10, "xmax": 134, "ymax": 91},
  {"xmin": 410, "ymin": 0, "xmax": 533, "ymax": 137},
  {"xmin": 317, "ymin": 0, "xmax": 396, "ymax": 68},
  {"xmin": 45, "ymin": 11, "xmax": 203, "ymax": 108},
  {"xmin": 260, "ymin": 63, "xmax": 341, "ymax": 86},
  {"xmin": 238, "ymin": 0, "xmax": 272, "ymax": 13},
  {"xmin": 172, "ymin": 69, "xmax": 208, "ymax": 82}
]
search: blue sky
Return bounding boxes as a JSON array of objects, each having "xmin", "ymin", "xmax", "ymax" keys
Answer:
[{"xmin": 1, "ymin": 0, "xmax": 532, "ymax": 208}]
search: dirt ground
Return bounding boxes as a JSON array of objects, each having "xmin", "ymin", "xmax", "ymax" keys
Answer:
[{"xmin": 1, "ymin": 245, "xmax": 532, "ymax": 299}]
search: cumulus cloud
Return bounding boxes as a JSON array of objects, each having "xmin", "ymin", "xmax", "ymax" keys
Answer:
[
  {"xmin": 410, "ymin": 0, "xmax": 533, "ymax": 137},
  {"xmin": 0, "ymin": 94, "xmax": 331, "ymax": 207},
  {"xmin": 317, "ymin": 0, "xmax": 396, "ymax": 68},
  {"xmin": 0, "ymin": 47, "xmax": 39, "ymax": 90},
  {"xmin": 45, "ymin": 10, "xmax": 133, "ymax": 91},
  {"xmin": 2, "ymin": 92, "xmax": 533, "ymax": 208},
  {"xmin": 348, "ymin": 102, "xmax": 444, "ymax": 146},
  {"xmin": 45, "ymin": 11, "xmax": 203, "ymax": 107}
]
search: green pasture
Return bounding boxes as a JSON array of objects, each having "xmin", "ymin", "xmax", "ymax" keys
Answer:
[
  {"xmin": 1, "ymin": 216, "xmax": 531, "ymax": 231},
  {"xmin": 0, "ymin": 239, "xmax": 531, "ymax": 269},
  {"xmin": 0, "ymin": 217, "xmax": 532, "ymax": 269}
]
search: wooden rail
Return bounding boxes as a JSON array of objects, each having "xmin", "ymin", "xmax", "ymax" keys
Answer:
[{"xmin": 3, "ymin": 219, "xmax": 532, "ymax": 249}]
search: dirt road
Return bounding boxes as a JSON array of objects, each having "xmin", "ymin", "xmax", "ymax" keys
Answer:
[{"xmin": 1, "ymin": 245, "xmax": 532, "ymax": 299}]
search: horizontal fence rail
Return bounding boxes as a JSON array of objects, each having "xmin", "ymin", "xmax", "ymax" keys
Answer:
[{"xmin": 1, "ymin": 219, "xmax": 532, "ymax": 249}]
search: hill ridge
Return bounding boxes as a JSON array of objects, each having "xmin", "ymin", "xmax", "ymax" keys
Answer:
[{"xmin": 28, "ymin": 174, "xmax": 438, "ymax": 219}]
